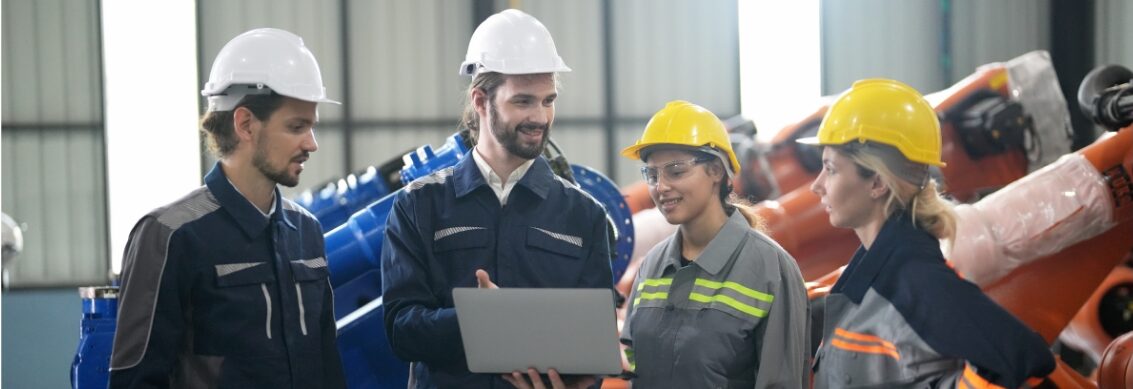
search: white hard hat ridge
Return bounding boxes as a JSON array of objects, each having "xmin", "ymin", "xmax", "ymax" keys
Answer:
[
  {"xmin": 459, "ymin": 9, "xmax": 571, "ymax": 76},
  {"xmin": 202, "ymin": 27, "xmax": 340, "ymax": 112}
]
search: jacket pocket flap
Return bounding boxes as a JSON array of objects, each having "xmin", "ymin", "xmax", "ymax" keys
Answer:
[
  {"xmin": 433, "ymin": 227, "xmax": 489, "ymax": 252},
  {"xmin": 290, "ymin": 257, "xmax": 330, "ymax": 281},
  {"xmin": 526, "ymin": 228, "xmax": 583, "ymax": 259},
  {"xmin": 215, "ymin": 262, "xmax": 273, "ymax": 287}
]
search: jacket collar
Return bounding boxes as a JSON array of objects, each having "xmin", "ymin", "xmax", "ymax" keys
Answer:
[
  {"xmin": 832, "ymin": 211, "xmax": 931, "ymax": 303},
  {"xmin": 660, "ymin": 211, "xmax": 749, "ymax": 276},
  {"xmin": 453, "ymin": 151, "xmax": 552, "ymax": 200},
  {"xmin": 205, "ymin": 161, "xmax": 295, "ymax": 240}
]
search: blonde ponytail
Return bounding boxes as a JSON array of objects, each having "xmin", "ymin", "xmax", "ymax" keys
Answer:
[{"xmin": 845, "ymin": 146, "xmax": 957, "ymax": 242}]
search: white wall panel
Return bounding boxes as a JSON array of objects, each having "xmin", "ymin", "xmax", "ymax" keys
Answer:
[
  {"xmin": 350, "ymin": 127, "xmax": 457, "ymax": 170},
  {"xmin": 612, "ymin": 0, "xmax": 740, "ymax": 118},
  {"xmin": 551, "ymin": 125, "xmax": 606, "ymax": 174},
  {"xmin": 615, "ymin": 125, "xmax": 649, "ymax": 187},
  {"xmin": 821, "ymin": 0, "xmax": 944, "ymax": 94},
  {"xmin": 1097, "ymin": 0, "xmax": 1133, "ymax": 67},
  {"xmin": 519, "ymin": 0, "xmax": 605, "ymax": 118},
  {"xmin": 198, "ymin": 0, "xmax": 345, "ymax": 121},
  {"xmin": 1, "ymin": 0, "xmax": 106, "ymax": 287},
  {"xmin": 951, "ymin": 0, "xmax": 1050, "ymax": 82},
  {"xmin": 349, "ymin": 0, "xmax": 470, "ymax": 122}
]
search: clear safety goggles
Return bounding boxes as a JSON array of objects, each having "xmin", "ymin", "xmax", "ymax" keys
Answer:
[{"xmin": 640, "ymin": 157, "xmax": 713, "ymax": 186}]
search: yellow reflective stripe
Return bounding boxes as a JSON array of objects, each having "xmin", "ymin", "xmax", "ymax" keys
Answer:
[
  {"xmin": 693, "ymin": 278, "xmax": 774, "ymax": 303},
  {"xmin": 636, "ymin": 277, "xmax": 673, "ymax": 291},
  {"xmin": 623, "ymin": 348, "xmax": 636, "ymax": 372},
  {"xmin": 689, "ymin": 292, "xmax": 768, "ymax": 318},
  {"xmin": 633, "ymin": 291, "xmax": 669, "ymax": 306}
]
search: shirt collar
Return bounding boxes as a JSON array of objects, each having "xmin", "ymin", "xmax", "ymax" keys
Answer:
[
  {"xmin": 471, "ymin": 148, "xmax": 536, "ymax": 203},
  {"xmin": 831, "ymin": 211, "xmax": 927, "ymax": 303},
  {"xmin": 659, "ymin": 211, "xmax": 751, "ymax": 276},
  {"xmin": 228, "ymin": 177, "xmax": 276, "ymax": 219},
  {"xmin": 454, "ymin": 150, "xmax": 552, "ymax": 200},
  {"xmin": 205, "ymin": 162, "xmax": 295, "ymax": 240}
]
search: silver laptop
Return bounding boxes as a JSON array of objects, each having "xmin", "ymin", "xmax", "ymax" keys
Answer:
[{"xmin": 452, "ymin": 287, "xmax": 623, "ymax": 375}]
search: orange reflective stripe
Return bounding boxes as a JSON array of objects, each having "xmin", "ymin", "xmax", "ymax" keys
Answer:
[
  {"xmin": 834, "ymin": 328, "xmax": 897, "ymax": 351},
  {"xmin": 960, "ymin": 363, "xmax": 1006, "ymax": 389},
  {"xmin": 829, "ymin": 338, "xmax": 901, "ymax": 361}
]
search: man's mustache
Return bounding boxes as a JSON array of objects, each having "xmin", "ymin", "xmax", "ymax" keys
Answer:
[{"xmin": 516, "ymin": 123, "xmax": 549, "ymax": 133}]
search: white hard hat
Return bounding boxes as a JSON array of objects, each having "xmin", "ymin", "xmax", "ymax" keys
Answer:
[
  {"xmin": 1, "ymin": 212, "xmax": 23, "ymax": 267},
  {"xmin": 202, "ymin": 28, "xmax": 340, "ymax": 112},
  {"xmin": 459, "ymin": 9, "xmax": 571, "ymax": 76}
]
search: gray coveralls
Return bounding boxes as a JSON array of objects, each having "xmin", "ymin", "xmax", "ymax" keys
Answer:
[{"xmin": 621, "ymin": 211, "xmax": 809, "ymax": 388}]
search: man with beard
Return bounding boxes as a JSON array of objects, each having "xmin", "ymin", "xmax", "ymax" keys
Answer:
[
  {"xmin": 109, "ymin": 28, "xmax": 345, "ymax": 388},
  {"xmin": 380, "ymin": 9, "xmax": 614, "ymax": 389}
]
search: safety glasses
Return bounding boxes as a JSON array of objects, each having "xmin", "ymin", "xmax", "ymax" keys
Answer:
[{"xmin": 640, "ymin": 158, "xmax": 712, "ymax": 186}]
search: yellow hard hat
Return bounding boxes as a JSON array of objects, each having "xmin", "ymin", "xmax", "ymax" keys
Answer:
[
  {"xmin": 798, "ymin": 79, "xmax": 945, "ymax": 167},
  {"xmin": 621, "ymin": 100, "xmax": 742, "ymax": 175}
]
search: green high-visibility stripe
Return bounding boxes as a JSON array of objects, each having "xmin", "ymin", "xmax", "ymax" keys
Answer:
[
  {"xmin": 624, "ymin": 348, "xmax": 636, "ymax": 372},
  {"xmin": 689, "ymin": 292, "xmax": 768, "ymax": 318},
  {"xmin": 693, "ymin": 278, "xmax": 774, "ymax": 303},
  {"xmin": 637, "ymin": 277, "xmax": 673, "ymax": 291},
  {"xmin": 638, "ymin": 291, "xmax": 668, "ymax": 301}
]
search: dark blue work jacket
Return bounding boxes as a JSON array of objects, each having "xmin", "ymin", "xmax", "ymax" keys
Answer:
[
  {"xmin": 381, "ymin": 154, "xmax": 614, "ymax": 388},
  {"xmin": 109, "ymin": 162, "xmax": 345, "ymax": 389}
]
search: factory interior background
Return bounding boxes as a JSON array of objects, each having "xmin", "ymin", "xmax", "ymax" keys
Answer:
[{"xmin": 2, "ymin": 0, "xmax": 1132, "ymax": 387}]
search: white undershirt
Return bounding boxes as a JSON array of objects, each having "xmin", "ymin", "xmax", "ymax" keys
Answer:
[
  {"xmin": 228, "ymin": 178, "xmax": 276, "ymax": 218},
  {"xmin": 471, "ymin": 148, "xmax": 534, "ymax": 206}
]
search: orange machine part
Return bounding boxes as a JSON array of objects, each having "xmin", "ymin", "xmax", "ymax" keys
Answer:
[
  {"xmin": 983, "ymin": 127, "xmax": 1133, "ymax": 344},
  {"xmin": 1063, "ymin": 266, "xmax": 1133, "ymax": 362},
  {"xmin": 1048, "ymin": 357, "xmax": 1103, "ymax": 389},
  {"xmin": 753, "ymin": 187, "xmax": 858, "ymax": 280},
  {"xmin": 764, "ymin": 106, "xmax": 828, "ymax": 195},
  {"xmin": 621, "ymin": 182, "xmax": 653, "ymax": 215},
  {"xmin": 1097, "ymin": 331, "xmax": 1133, "ymax": 389},
  {"xmin": 931, "ymin": 66, "xmax": 1031, "ymax": 202}
]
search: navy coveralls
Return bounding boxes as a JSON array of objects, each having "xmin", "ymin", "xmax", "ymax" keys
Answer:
[
  {"xmin": 109, "ymin": 162, "xmax": 345, "ymax": 388},
  {"xmin": 381, "ymin": 154, "xmax": 614, "ymax": 388}
]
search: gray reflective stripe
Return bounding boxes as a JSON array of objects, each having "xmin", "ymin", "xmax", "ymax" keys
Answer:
[
  {"xmin": 433, "ymin": 226, "xmax": 485, "ymax": 241},
  {"xmin": 292, "ymin": 256, "xmax": 327, "ymax": 269},
  {"xmin": 281, "ymin": 197, "xmax": 316, "ymax": 220},
  {"xmin": 531, "ymin": 227, "xmax": 583, "ymax": 247},
  {"xmin": 214, "ymin": 262, "xmax": 265, "ymax": 277},
  {"xmin": 294, "ymin": 283, "xmax": 308, "ymax": 336},
  {"xmin": 406, "ymin": 167, "xmax": 455, "ymax": 192},
  {"xmin": 154, "ymin": 189, "xmax": 220, "ymax": 229},
  {"xmin": 111, "ymin": 188, "xmax": 218, "ymax": 371},
  {"xmin": 261, "ymin": 283, "xmax": 272, "ymax": 339}
]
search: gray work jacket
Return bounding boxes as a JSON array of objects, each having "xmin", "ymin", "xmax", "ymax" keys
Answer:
[{"xmin": 621, "ymin": 211, "xmax": 809, "ymax": 388}]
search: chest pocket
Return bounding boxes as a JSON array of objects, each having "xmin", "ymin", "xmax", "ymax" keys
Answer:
[
  {"xmin": 213, "ymin": 261, "xmax": 276, "ymax": 344},
  {"xmin": 433, "ymin": 226, "xmax": 489, "ymax": 252},
  {"xmin": 215, "ymin": 261, "xmax": 274, "ymax": 287},
  {"xmin": 526, "ymin": 227, "xmax": 583, "ymax": 259},
  {"xmin": 290, "ymin": 257, "xmax": 329, "ymax": 336}
]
